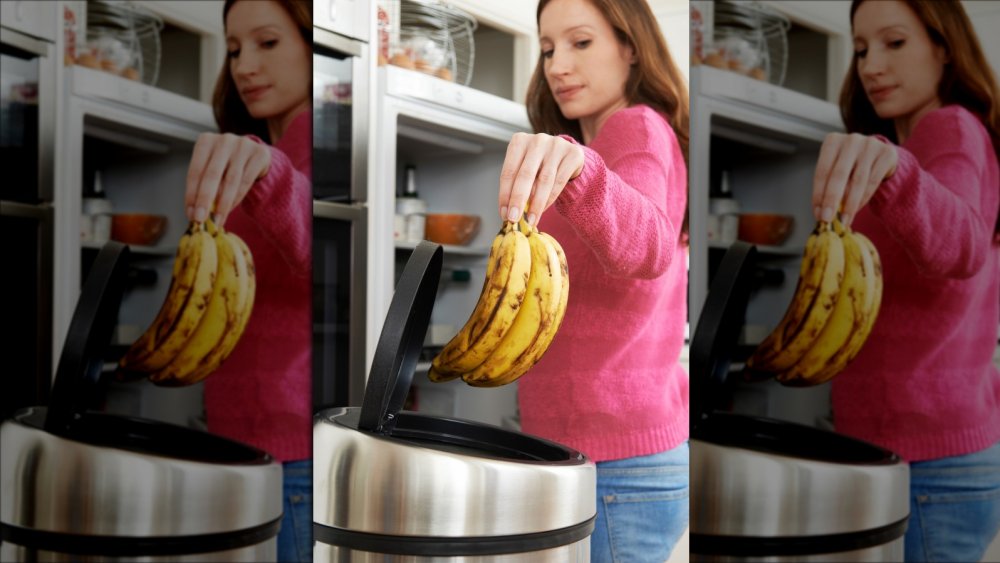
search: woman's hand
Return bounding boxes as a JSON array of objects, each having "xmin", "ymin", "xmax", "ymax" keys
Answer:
[
  {"xmin": 185, "ymin": 132, "xmax": 271, "ymax": 226},
  {"xmin": 812, "ymin": 132, "xmax": 897, "ymax": 227},
  {"xmin": 498, "ymin": 132, "xmax": 584, "ymax": 226}
]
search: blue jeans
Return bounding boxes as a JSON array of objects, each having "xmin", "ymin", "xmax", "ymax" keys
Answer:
[
  {"xmin": 905, "ymin": 442, "xmax": 1000, "ymax": 562},
  {"xmin": 590, "ymin": 442, "xmax": 689, "ymax": 563},
  {"xmin": 276, "ymin": 459, "xmax": 312, "ymax": 562}
]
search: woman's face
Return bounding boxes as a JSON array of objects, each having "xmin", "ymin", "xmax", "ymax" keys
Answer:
[
  {"xmin": 852, "ymin": 0, "xmax": 946, "ymax": 127},
  {"xmin": 539, "ymin": 0, "xmax": 634, "ymax": 124},
  {"xmin": 226, "ymin": 0, "xmax": 309, "ymax": 122}
]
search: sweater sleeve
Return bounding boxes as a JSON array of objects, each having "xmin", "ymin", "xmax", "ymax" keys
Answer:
[
  {"xmin": 553, "ymin": 110, "xmax": 681, "ymax": 279},
  {"xmin": 869, "ymin": 108, "xmax": 996, "ymax": 279},
  {"xmin": 238, "ymin": 139, "xmax": 312, "ymax": 278}
]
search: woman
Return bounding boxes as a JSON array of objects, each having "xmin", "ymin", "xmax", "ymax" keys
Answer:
[
  {"xmin": 497, "ymin": 0, "xmax": 689, "ymax": 560},
  {"xmin": 184, "ymin": 1, "xmax": 312, "ymax": 560},
  {"xmin": 812, "ymin": 1, "xmax": 1000, "ymax": 561}
]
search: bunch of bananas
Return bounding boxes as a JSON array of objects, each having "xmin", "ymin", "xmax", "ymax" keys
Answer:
[
  {"xmin": 745, "ymin": 220, "xmax": 883, "ymax": 387},
  {"xmin": 118, "ymin": 220, "xmax": 256, "ymax": 387},
  {"xmin": 428, "ymin": 219, "xmax": 569, "ymax": 387}
]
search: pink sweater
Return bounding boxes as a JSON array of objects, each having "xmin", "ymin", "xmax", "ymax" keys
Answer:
[
  {"xmin": 832, "ymin": 105, "xmax": 1000, "ymax": 462},
  {"xmin": 518, "ymin": 105, "xmax": 689, "ymax": 462},
  {"xmin": 204, "ymin": 110, "xmax": 312, "ymax": 462}
]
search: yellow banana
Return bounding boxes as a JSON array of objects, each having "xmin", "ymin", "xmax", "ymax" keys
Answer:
[
  {"xmin": 746, "ymin": 221, "xmax": 845, "ymax": 373},
  {"xmin": 430, "ymin": 222, "xmax": 531, "ymax": 377},
  {"xmin": 464, "ymin": 222, "xmax": 563, "ymax": 386},
  {"xmin": 467, "ymin": 230, "xmax": 569, "ymax": 388},
  {"xmin": 119, "ymin": 222, "xmax": 218, "ymax": 373},
  {"xmin": 151, "ymin": 221, "xmax": 241, "ymax": 385},
  {"xmin": 163, "ymin": 231, "xmax": 256, "ymax": 386},
  {"xmin": 427, "ymin": 227, "xmax": 507, "ymax": 383},
  {"xmin": 779, "ymin": 222, "xmax": 867, "ymax": 385},
  {"xmin": 804, "ymin": 231, "xmax": 882, "ymax": 385}
]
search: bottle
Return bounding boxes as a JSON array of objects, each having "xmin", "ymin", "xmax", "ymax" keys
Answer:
[
  {"xmin": 710, "ymin": 170, "xmax": 740, "ymax": 245},
  {"xmin": 396, "ymin": 165, "xmax": 426, "ymax": 243},
  {"xmin": 83, "ymin": 169, "xmax": 113, "ymax": 244}
]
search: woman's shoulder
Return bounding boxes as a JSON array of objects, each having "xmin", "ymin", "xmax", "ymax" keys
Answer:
[
  {"xmin": 597, "ymin": 104, "xmax": 676, "ymax": 151},
  {"xmin": 910, "ymin": 104, "xmax": 990, "ymax": 150}
]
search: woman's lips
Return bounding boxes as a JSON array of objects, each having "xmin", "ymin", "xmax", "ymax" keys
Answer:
[
  {"xmin": 242, "ymin": 85, "xmax": 271, "ymax": 101},
  {"xmin": 556, "ymin": 85, "xmax": 583, "ymax": 100},
  {"xmin": 869, "ymin": 85, "xmax": 897, "ymax": 101}
]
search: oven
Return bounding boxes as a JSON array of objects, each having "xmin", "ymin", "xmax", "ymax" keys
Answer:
[
  {"xmin": 312, "ymin": 0, "xmax": 371, "ymax": 411},
  {"xmin": 1, "ymin": 17, "xmax": 56, "ymax": 418}
]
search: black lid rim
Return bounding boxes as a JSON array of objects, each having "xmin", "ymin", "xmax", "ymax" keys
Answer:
[
  {"xmin": 317, "ymin": 406, "xmax": 590, "ymax": 465},
  {"xmin": 11, "ymin": 407, "xmax": 276, "ymax": 466},
  {"xmin": 692, "ymin": 411, "xmax": 903, "ymax": 465}
]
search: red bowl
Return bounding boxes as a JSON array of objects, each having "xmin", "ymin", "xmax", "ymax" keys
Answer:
[
  {"xmin": 738, "ymin": 213, "xmax": 794, "ymax": 246},
  {"xmin": 424, "ymin": 214, "xmax": 481, "ymax": 246},
  {"xmin": 111, "ymin": 213, "xmax": 168, "ymax": 246}
]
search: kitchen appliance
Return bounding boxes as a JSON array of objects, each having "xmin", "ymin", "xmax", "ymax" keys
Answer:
[
  {"xmin": 689, "ymin": 242, "xmax": 909, "ymax": 562},
  {"xmin": 2, "ymin": 11, "xmax": 56, "ymax": 420},
  {"xmin": 1, "ymin": 243, "xmax": 283, "ymax": 562},
  {"xmin": 314, "ymin": 242, "xmax": 596, "ymax": 561},
  {"xmin": 313, "ymin": 0, "xmax": 371, "ymax": 411}
]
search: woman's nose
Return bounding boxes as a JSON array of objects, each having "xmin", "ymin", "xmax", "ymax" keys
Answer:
[
  {"xmin": 233, "ymin": 50, "xmax": 259, "ymax": 77},
  {"xmin": 860, "ymin": 48, "xmax": 887, "ymax": 78},
  {"xmin": 547, "ymin": 47, "xmax": 572, "ymax": 76}
]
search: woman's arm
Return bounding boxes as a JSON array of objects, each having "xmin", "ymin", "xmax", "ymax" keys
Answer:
[
  {"xmin": 554, "ymin": 133, "xmax": 681, "ymax": 280},
  {"xmin": 238, "ymin": 141, "xmax": 312, "ymax": 276},
  {"xmin": 868, "ymin": 116, "xmax": 996, "ymax": 279}
]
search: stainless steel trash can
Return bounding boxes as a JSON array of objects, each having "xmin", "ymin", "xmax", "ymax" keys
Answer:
[
  {"xmin": 313, "ymin": 242, "xmax": 596, "ymax": 562},
  {"xmin": 0, "ymin": 243, "xmax": 283, "ymax": 562},
  {"xmin": 688, "ymin": 242, "xmax": 909, "ymax": 562}
]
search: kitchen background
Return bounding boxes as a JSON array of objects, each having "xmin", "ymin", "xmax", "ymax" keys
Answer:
[{"xmin": 2, "ymin": 0, "xmax": 999, "ymax": 560}]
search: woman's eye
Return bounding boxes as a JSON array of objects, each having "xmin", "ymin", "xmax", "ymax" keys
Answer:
[
  {"xmin": 888, "ymin": 39, "xmax": 905, "ymax": 49},
  {"xmin": 261, "ymin": 39, "xmax": 278, "ymax": 49},
  {"xmin": 854, "ymin": 48, "xmax": 867, "ymax": 58},
  {"xmin": 542, "ymin": 49, "xmax": 554, "ymax": 59},
  {"xmin": 574, "ymin": 40, "xmax": 591, "ymax": 49},
  {"xmin": 227, "ymin": 49, "xmax": 240, "ymax": 59}
]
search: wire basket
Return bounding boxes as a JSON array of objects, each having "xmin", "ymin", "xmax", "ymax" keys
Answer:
[
  {"xmin": 387, "ymin": 0, "xmax": 477, "ymax": 85},
  {"xmin": 710, "ymin": 0, "xmax": 789, "ymax": 85},
  {"xmin": 85, "ymin": 0, "xmax": 163, "ymax": 85}
]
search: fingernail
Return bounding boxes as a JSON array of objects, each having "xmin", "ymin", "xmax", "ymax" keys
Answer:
[
  {"xmin": 842, "ymin": 213, "xmax": 853, "ymax": 227},
  {"xmin": 187, "ymin": 206, "xmax": 194, "ymax": 220},
  {"xmin": 507, "ymin": 206, "xmax": 520, "ymax": 222},
  {"xmin": 212, "ymin": 213, "xmax": 222, "ymax": 225},
  {"xmin": 195, "ymin": 207, "xmax": 208, "ymax": 223},
  {"xmin": 814, "ymin": 206, "xmax": 821, "ymax": 220},
  {"xmin": 526, "ymin": 212, "xmax": 536, "ymax": 226},
  {"xmin": 501, "ymin": 206, "xmax": 508, "ymax": 221},
  {"xmin": 821, "ymin": 207, "xmax": 835, "ymax": 222}
]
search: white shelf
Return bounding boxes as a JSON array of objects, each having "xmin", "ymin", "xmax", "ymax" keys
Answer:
[
  {"xmin": 82, "ymin": 240, "xmax": 177, "ymax": 257},
  {"xmin": 395, "ymin": 240, "xmax": 491, "ymax": 257}
]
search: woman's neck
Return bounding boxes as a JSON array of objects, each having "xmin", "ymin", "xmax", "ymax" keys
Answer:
[{"xmin": 578, "ymin": 98, "xmax": 630, "ymax": 145}]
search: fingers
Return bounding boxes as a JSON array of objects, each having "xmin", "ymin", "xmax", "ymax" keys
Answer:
[
  {"xmin": 841, "ymin": 140, "xmax": 877, "ymax": 227},
  {"xmin": 814, "ymin": 133, "xmax": 896, "ymax": 226},
  {"xmin": 185, "ymin": 133, "xmax": 267, "ymax": 226},
  {"xmin": 499, "ymin": 133, "xmax": 530, "ymax": 222},
  {"xmin": 499, "ymin": 133, "xmax": 583, "ymax": 226},
  {"xmin": 213, "ymin": 141, "xmax": 253, "ymax": 226}
]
